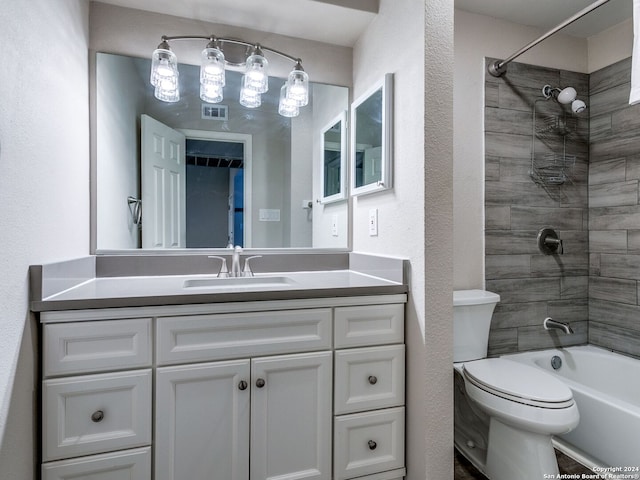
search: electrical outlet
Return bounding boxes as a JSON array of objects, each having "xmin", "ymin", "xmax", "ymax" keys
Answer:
[
  {"xmin": 331, "ymin": 215, "xmax": 338, "ymax": 236},
  {"xmin": 368, "ymin": 209, "xmax": 378, "ymax": 236}
]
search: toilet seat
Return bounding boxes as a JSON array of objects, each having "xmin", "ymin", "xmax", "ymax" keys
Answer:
[{"xmin": 463, "ymin": 358, "xmax": 574, "ymax": 409}]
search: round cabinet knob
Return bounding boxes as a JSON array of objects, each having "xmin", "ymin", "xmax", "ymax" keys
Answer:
[
  {"xmin": 256, "ymin": 378, "xmax": 266, "ymax": 388},
  {"xmin": 368, "ymin": 440, "xmax": 377, "ymax": 450},
  {"xmin": 238, "ymin": 380, "xmax": 248, "ymax": 391},
  {"xmin": 368, "ymin": 375, "xmax": 378, "ymax": 385},
  {"xmin": 91, "ymin": 410, "xmax": 105, "ymax": 423}
]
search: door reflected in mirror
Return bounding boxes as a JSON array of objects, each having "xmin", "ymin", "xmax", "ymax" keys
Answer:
[
  {"xmin": 95, "ymin": 52, "xmax": 349, "ymax": 250},
  {"xmin": 350, "ymin": 73, "xmax": 393, "ymax": 196},
  {"xmin": 320, "ymin": 111, "xmax": 347, "ymax": 204}
]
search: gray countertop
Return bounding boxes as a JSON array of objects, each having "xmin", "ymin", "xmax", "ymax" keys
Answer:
[{"xmin": 30, "ymin": 253, "xmax": 408, "ymax": 312}]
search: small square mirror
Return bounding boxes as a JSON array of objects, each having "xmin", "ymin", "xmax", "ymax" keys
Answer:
[
  {"xmin": 319, "ymin": 110, "xmax": 347, "ymax": 204},
  {"xmin": 350, "ymin": 73, "xmax": 393, "ymax": 196}
]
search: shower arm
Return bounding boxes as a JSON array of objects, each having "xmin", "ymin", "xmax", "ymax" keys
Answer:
[{"xmin": 488, "ymin": 0, "xmax": 612, "ymax": 77}]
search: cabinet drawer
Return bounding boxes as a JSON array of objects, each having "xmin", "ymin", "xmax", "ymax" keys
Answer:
[
  {"xmin": 334, "ymin": 345, "xmax": 405, "ymax": 414},
  {"xmin": 44, "ymin": 318, "xmax": 152, "ymax": 377},
  {"xmin": 43, "ymin": 370, "xmax": 152, "ymax": 461},
  {"xmin": 156, "ymin": 309, "xmax": 332, "ymax": 365},
  {"xmin": 42, "ymin": 447, "xmax": 151, "ymax": 480},
  {"xmin": 334, "ymin": 304, "xmax": 404, "ymax": 348},
  {"xmin": 334, "ymin": 407, "xmax": 405, "ymax": 480}
]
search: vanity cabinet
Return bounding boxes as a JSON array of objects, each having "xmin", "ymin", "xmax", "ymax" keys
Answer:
[{"xmin": 40, "ymin": 296, "xmax": 406, "ymax": 480}]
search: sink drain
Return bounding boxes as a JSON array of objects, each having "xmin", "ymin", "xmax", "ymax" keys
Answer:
[{"xmin": 551, "ymin": 355, "xmax": 562, "ymax": 370}]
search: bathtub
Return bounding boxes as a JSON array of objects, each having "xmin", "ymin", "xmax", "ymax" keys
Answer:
[{"xmin": 505, "ymin": 345, "xmax": 640, "ymax": 470}]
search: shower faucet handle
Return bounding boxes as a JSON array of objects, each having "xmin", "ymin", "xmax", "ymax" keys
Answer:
[{"xmin": 537, "ymin": 228, "xmax": 563, "ymax": 255}]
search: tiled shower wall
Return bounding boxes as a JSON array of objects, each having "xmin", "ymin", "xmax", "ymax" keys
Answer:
[
  {"xmin": 589, "ymin": 57, "xmax": 640, "ymax": 358},
  {"xmin": 484, "ymin": 59, "xmax": 589, "ymax": 356}
]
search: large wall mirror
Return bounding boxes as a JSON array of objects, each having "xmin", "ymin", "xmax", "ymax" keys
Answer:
[
  {"xmin": 95, "ymin": 52, "xmax": 349, "ymax": 250},
  {"xmin": 350, "ymin": 73, "xmax": 393, "ymax": 196}
]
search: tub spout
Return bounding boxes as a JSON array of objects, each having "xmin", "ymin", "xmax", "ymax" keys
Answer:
[{"xmin": 544, "ymin": 317, "xmax": 574, "ymax": 334}]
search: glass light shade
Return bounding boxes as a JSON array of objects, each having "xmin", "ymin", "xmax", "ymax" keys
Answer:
[
  {"xmin": 286, "ymin": 68, "xmax": 309, "ymax": 107},
  {"xmin": 278, "ymin": 84, "xmax": 299, "ymax": 117},
  {"xmin": 557, "ymin": 87, "xmax": 577, "ymax": 105},
  {"xmin": 200, "ymin": 46, "xmax": 226, "ymax": 87},
  {"xmin": 150, "ymin": 48, "xmax": 178, "ymax": 87},
  {"xmin": 154, "ymin": 84, "xmax": 180, "ymax": 103},
  {"xmin": 244, "ymin": 53, "xmax": 269, "ymax": 93},
  {"xmin": 200, "ymin": 83, "xmax": 223, "ymax": 103},
  {"xmin": 239, "ymin": 78, "xmax": 262, "ymax": 108}
]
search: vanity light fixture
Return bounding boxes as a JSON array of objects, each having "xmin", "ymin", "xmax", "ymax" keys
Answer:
[{"xmin": 150, "ymin": 35, "xmax": 309, "ymax": 117}]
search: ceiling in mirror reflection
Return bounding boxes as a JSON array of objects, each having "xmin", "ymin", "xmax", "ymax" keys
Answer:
[{"xmin": 95, "ymin": 52, "xmax": 350, "ymax": 251}]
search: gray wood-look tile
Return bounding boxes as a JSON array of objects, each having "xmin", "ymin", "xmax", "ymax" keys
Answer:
[
  {"xmin": 559, "ymin": 184, "xmax": 588, "ymax": 207},
  {"xmin": 589, "ymin": 276, "xmax": 637, "ymax": 305},
  {"xmin": 530, "ymin": 254, "xmax": 589, "ymax": 277},
  {"xmin": 590, "ymin": 321, "xmax": 640, "ymax": 358},
  {"xmin": 561, "ymin": 276, "xmax": 589, "ymax": 299},
  {"xmin": 625, "ymin": 154, "xmax": 640, "ymax": 180},
  {"xmin": 486, "ymin": 278, "xmax": 561, "ymax": 303},
  {"xmin": 590, "ymin": 130, "xmax": 640, "ymax": 161},
  {"xmin": 498, "ymin": 157, "xmax": 534, "ymax": 183},
  {"xmin": 486, "ymin": 82, "xmax": 499, "ymax": 108},
  {"xmin": 485, "ymin": 156, "xmax": 500, "ymax": 182},
  {"xmin": 485, "ymin": 107, "xmax": 532, "ymax": 135},
  {"xmin": 510, "ymin": 206, "xmax": 584, "ymax": 230},
  {"xmin": 485, "ymin": 206, "xmax": 510, "ymax": 230},
  {"xmin": 589, "ymin": 205, "xmax": 640, "ymax": 230},
  {"xmin": 485, "ymin": 230, "xmax": 540, "ymax": 255},
  {"xmin": 589, "ymin": 298, "xmax": 640, "ymax": 330},
  {"xmin": 560, "ymin": 70, "xmax": 589, "ymax": 97},
  {"xmin": 547, "ymin": 298, "xmax": 588, "ymax": 322},
  {"xmin": 485, "ymin": 254, "xmax": 530, "ymax": 280},
  {"xmin": 589, "ymin": 157, "xmax": 626, "ymax": 186},
  {"xmin": 487, "ymin": 328, "xmax": 518, "ymax": 356},
  {"xmin": 612, "ymin": 103, "xmax": 640, "ymax": 133},
  {"xmin": 590, "ymin": 253, "xmax": 601, "ymax": 276},
  {"xmin": 627, "ymin": 230, "xmax": 640, "ymax": 253},
  {"xmin": 486, "ymin": 132, "xmax": 532, "ymax": 159},
  {"xmin": 486, "ymin": 181, "xmax": 560, "ymax": 207},
  {"xmin": 589, "ymin": 230, "xmax": 627, "ymax": 253},
  {"xmin": 491, "ymin": 301, "xmax": 549, "ymax": 329},
  {"xmin": 518, "ymin": 321, "xmax": 587, "ymax": 350},
  {"xmin": 589, "ymin": 82, "xmax": 630, "ymax": 118},
  {"xmin": 589, "ymin": 114, "xmax": 612, "ymax": 141},
  {"xmin": 589, "ymin": 180, "xmax": 639, "ymax": 208},
  {"xmin": 599, "ymin": 253, "xmax": 640, "ymax": 280},
  {"xmin": 589, "ymin": 56, "xmax": 631, "ymax": 95}
]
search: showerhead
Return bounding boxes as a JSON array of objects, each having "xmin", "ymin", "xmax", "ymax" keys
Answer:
[
  {"xmin": 556, "ymin": 87, "xmax": 577, "ymax": 104},
  {"xmin": 542, "ymin": 84, "xmax": 587, "ymax": 114},
  {"xmin": 571, "ymin": 99, "xmax": 586, "ymax": 114}
]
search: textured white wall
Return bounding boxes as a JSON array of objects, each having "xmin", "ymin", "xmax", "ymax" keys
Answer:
[
  {"xmin": 453, "ymin": 10, "xmax": 588, "ymax": 290},
  {"xmin": 0, "ymin": 0, "xmax": 90, "ymax": 478},
  {"xmin": 588, "ymin": 18, "xmax": 633, "ymax": 73},
  {"xmin": 352, "ymin": 0, "xmax": 454, "ymax": 478}
]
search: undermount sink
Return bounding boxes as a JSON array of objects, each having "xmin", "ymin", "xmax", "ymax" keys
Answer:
[{"xmin": 183, "ymin": 276, "xmax": 296, "ymax": 289}]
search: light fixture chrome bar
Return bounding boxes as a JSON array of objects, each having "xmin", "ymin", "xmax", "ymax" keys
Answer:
[
  {"xmin": 160, "ymin": 35, "xmax": 301, "ymax": 64},
  {"xmin": 488, "ymin": 0, "xmax": 611, "ymax": 77}
]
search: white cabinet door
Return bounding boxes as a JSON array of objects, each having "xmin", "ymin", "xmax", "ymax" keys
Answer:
[
  {"xmin": 155, "ymin": 360, "xmax": 250, "ymax": 480},
  {"xmin": 251, "ymin": 351, "xmax": 332, "ymax": 480}
]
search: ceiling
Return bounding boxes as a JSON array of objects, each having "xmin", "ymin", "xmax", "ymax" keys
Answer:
[
  {"xmin": 455, "ymin": 0, "xmax": 632, "ymax": 38},
  {"xmin": 94, "ymin": 0, "xmax": 631, "ymax": 45},
  {"xmin": 93, "ymin": 0, "xmax": 378, "ymax": 47}
]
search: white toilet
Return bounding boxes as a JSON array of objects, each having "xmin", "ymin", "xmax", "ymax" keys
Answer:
[{"xmin": 453, "ymin": 290, "xmax": 579, "ymax": 480}]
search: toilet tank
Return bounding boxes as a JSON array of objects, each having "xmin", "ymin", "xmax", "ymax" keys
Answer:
[{"xmin": 453, "ymin": 290, "xmax": 500, "ymax": 363}]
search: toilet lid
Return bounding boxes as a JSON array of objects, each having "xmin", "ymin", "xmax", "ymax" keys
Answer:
[{"xmin": 463, "ymin": 358, "xmax": 574, "ymax": 408}]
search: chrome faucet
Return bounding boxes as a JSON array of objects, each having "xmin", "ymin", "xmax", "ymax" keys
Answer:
[
  {"xmin": 230, "ymin": 245, "xmax": 243, "ymax": 277},
  {"xmin": 543, "ymin": 317, "xmax": 574, "ymax": 334}
]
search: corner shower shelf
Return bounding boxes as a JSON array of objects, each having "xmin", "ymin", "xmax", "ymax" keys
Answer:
[{"xmin": 530, "ymin": 104, "xmax": 577, "ymax": 186}]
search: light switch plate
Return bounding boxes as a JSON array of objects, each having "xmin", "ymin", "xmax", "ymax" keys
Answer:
[{"xmin": 368, "ymin": 209, "xmax": 378, "ymax": 236}]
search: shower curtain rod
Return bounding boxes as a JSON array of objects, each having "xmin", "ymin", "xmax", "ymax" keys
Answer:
[{"xmin": 488, "ymin": 0, "xmax": 612, "ymax": 77}]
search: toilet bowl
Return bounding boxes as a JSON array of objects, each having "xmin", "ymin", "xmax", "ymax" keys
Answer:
[{"xmin": 453, "ymin": 290, "xmax": 579, "ymax": 480}]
